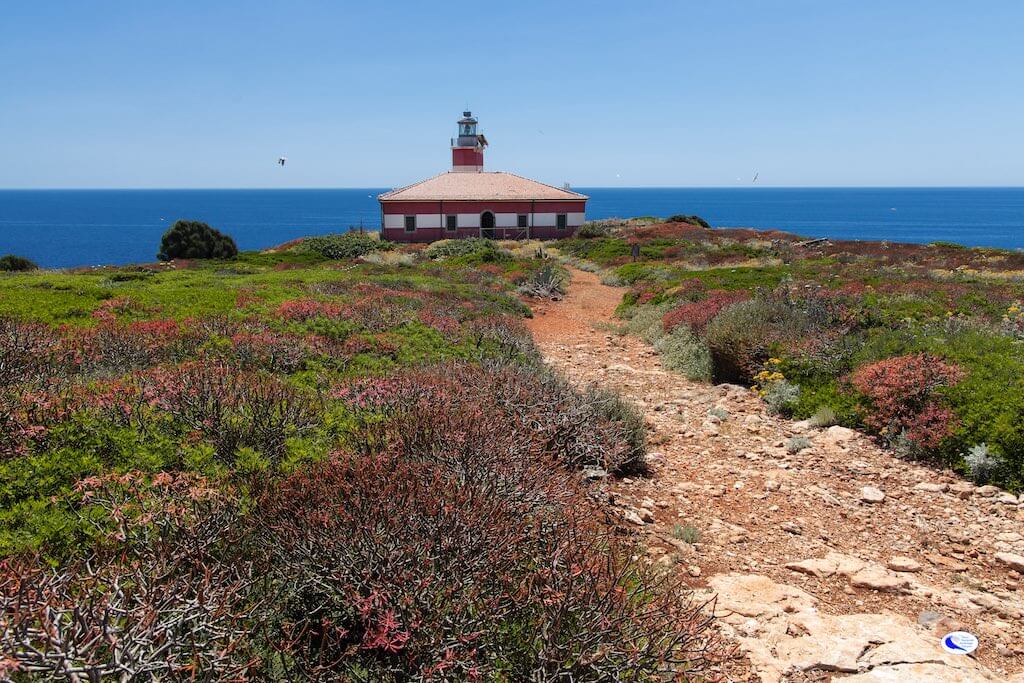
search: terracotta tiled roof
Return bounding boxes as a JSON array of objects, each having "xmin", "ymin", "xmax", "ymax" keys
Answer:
[{"xmin": 378, "ymin": 172, "xmax": 588, "ymax": 202}]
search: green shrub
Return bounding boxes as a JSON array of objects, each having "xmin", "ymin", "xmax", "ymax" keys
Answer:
[
  {"xmin": 654, "ymin": 327, "xmax": 712, "ymax": 381},
  {"xmin": 582, "ymin": 385, "xmax": 648, "ymax": 474},
  {"xmin": 666, "ymin": 214, "xmax": 711, "ymax": 229},
  {"xmin": 964, "ymin": 443, "xmax": 1000, "ymax": 483},
  {"xmin": 708, "ymin": 406, "xmax": 729, "ymax": 421},
  {"xmin": 424, "ymin": 238, "xmax": 498, "ymax": 260},
  {"xmin": 157, "ymin": 220, "xmax": 238, "ymax": 261},
  {"xmin": 763, "ymin": 380, "xmax": 801, "ymax": 416},
  {"xmin": 703, "ymin": 297, "xmax": 807, "ymax": 383},
  {"xmin": 786, "ymin": 436, "xmax": 811, "ymax": 454},
  {"xmin": 0, "ymin": 255, "xmax": 38, "ymax": 272},
  {"xmin": 599, "ymin": 269, "xmax": 628, "ymax": 287},
  {"xmin": 808, "ymin": 406, "xmax": 839, "ymax": 428},
  {"xmin": 575, "ymin": 222, "xmax": 611, "ymax": 239},
  {"xmin": 672, "ymin": 524, "xmax": 701, "ymax": 544},
  {"xmin": 300, "ymin": 232, "xmax": 392, "ymax": 259},
  {"xmin": 516, "ymin": 263, "xmax": 567, "ymax": 298},
  {"xmin": 621, "ymin": 303, "xmax": 673, "ymax": 344}
]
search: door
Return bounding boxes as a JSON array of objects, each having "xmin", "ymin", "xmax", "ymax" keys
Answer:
[{"xmin": 480, "ymin": 211, "xmax": 496, "ymax": 239}]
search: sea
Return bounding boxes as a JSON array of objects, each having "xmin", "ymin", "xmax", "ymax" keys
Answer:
[{"xmin": 1, "ymin": 187, "xmax": 1023, "ymax": 269}]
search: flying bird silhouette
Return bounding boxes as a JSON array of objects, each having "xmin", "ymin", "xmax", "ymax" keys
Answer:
[
  {"xmin": 277, "ymin": 157, "xmax": 287, "ymax": 167},
  {"xmin": 752, "ymin": 172, "xmax": 759, "ymax": 183}
]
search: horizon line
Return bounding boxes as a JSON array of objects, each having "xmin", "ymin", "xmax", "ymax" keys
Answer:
[{"xmin": 3, "ymin": 185, "xmax": 1024, "ymax": 192}]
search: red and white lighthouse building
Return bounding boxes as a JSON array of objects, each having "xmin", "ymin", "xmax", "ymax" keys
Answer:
[{"xmin": 379, "ymin": 112, "xmax": 587, "ymax": 242}]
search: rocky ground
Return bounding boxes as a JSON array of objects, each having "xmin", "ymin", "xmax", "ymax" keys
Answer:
[{"xmin": 526, "ymin": 268, "xmax": 1024, "ymax": 683}]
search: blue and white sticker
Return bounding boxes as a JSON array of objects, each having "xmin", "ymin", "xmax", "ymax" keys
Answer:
[{"xmin": 941, "ymin": 631, "xmax": 979, "ymax": 655}]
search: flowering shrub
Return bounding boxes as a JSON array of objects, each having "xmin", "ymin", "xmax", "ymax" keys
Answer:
[
  {"xmin": 417, "ymin": 310, "xmax": 461, "ymax": 340},
  {"xmin": 662, "ymin": 290, "xmax": 749, "ymax": 333},
  {"xmin": 754, "ymin": 359, "xmax": 801, "ymax": 416},
  {"xmin": 140, "ymin": 362, "xmax": 322, "ymax": 463},
  {"xmin": 339, "ymin": 361, "xmax": 647, "ymax": 474},
  {"xmin": 230, "ymin": 328, "xmax": 311, "ymax": 372},
  {"xmin": 275, "ymin": 298, "xmax": 346, "ymax": 321},
  {"xmin": 1003, "ymin": 302, "xmax": 1024, "ymax": 340},
  {"xmin": 1, "ymin": 474, "xmax": 253, "ymax": 679},
  {"xmin": 704, "ymin": 296, "xmax": 807, "ymax": 383},
  {"xmin": 64, "ymin": 319, "xmax": 203, "ymax": 375},
  {"xmin": 257, "ymin": 453, "xmax": 722, "ymax": 680},
  {"xmin": 466, "ymin": 315, "xmax": 537, "ymax": 361},
  {"xmin": 850, "ymin": 354, "xmax": 963, "ymax": 449},
  {"xmin": 0, "ymin": 318, "xmax": 62, "ymax": 387}
]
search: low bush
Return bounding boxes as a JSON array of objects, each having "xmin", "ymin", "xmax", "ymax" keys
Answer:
[
  {"xmin": 157, "ymin": 220, "xmax": 238, "ymax": 261},
  {"xmin": 654, "ymin": 326, "xmax": 713, "ymax": 381},
  {"xmin": 964, "ymin": 443, "xmax": 1000, "ymax": 483},
  {"xmin": 256, "ymin": 448, "xmax": 718, "ymax": 680},
  {"xmin": 621, "ymin": 302, "xmax": 673, "ymax": 344},
  {"xmin": 141, "ymin": 362, "xmax": 322, "ymax": 464},
  {"xmin": 338, "ymin": 361, "xmax": 648, "ymax": 474},
  {"xmin": 808, "ymin": 405, "xmax": 839, "ymax": 427},
  {"xmin": 575, "ymin": 222, "xmax": 612, "ymax": 238},
  {"xmin": 0, "ymin": 318, "xmax": 62, "ymax": 387},
  {"xmin": 1, "ymin": 473, "xmax": 254, "ymax": 679},
  {"xmin": 672, "ymin": 524, "xmax": 702, "ymax": 544},
  {"xmin": 666, "ymin": 214, "xmax": 711, "ymax": 229},
  {"xmin": 300, "ymin": 232, "xmax": 392, "ymax": 259},
  {"xmin": 0, "ymin": 255, "xmax": 38, "ymax": 272},
  {"xmin": 786, "ymin": 436, "xmax": 811, "ymax": 453},
  {"xmin": 599, "ymin": 268, "xmax": 629, "ymax": 287},
  {"xmin": 662, "ymin": 290, "xmax": 749, "ymax": 334},
  {"xmin": 763, "ymin": 379, "xmax": 801, "ymax": 416},
  {"xmin": 850, "ymin": 353, "xmax": 962, "ymax": 450},
  {"xmin": 516, "ymin": 263, "xmax": 567, "ymax": 298},
  {"xmin": 704, "ymin": 297, "xmax": 807, "ymax": 383},
  {"xmin": 424, "ymin": 237, "xmax": 500, "ymax": 260}
]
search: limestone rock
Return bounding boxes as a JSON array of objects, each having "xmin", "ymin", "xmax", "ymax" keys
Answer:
[
  {"xmin": 996, "ymin": 552, "xmax": 1024, "ymax": 573},
  {"xmin": 785, "ymin": 552, "xmax": 865, "ymax": 579},
  {"xmin": 950, "ymin": 482, "xmax": 976, "ymax": 498},
  {"xmin": 622, "ymin": 509, "xmax": 645, "ymax": 526},
  {"xmin": 860, "ymin": 486, "xmax": 886, "ymax": 504},
  {"xmin": 708, "ymin": 574, "xmax": 998, "ymax": 683},
  {"xmin": 887, "ymin": 556, "xmax": 923, "ymax": 573},
  {"xmin": 849, "ymin": 566, "xmax": 912, "ymax": 592},
  {"xmin": 820, "ymin": 425, "xmax": 858, "ymax": 447}
]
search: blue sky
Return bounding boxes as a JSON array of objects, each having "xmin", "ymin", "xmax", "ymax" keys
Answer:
[{"xmin": 2, "ymin": 1, "xmax": 1022, "ymax": 188}]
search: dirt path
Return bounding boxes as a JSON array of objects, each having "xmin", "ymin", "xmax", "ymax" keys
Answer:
[{"xmin": 526, "ymin": 268, "xmax": 1024, "ymax": 683}]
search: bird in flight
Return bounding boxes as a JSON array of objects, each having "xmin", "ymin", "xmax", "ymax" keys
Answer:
[
  {"xmin": 752, "ymin": 172, "xmax": 759, "ymax": 183},
  {"xmin": 277, "ymin": 157, "xmax": 287, "ymax": 167}
]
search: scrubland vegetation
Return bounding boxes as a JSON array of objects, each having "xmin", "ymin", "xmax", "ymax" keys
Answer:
[
  {"xmin": 556, "ymin": 219, "xmax": 1024, "ymax": 491},
  {"xmin": 0, "ymin": 234, "xmax": 723, "ymax": 680}
]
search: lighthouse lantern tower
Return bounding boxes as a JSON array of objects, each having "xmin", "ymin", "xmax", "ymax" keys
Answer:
[{"xmin": 451, "ymin": 111, "xmax": 487, "ymax": 172}]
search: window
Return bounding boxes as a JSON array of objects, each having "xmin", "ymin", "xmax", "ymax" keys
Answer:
[
  {"xmin": 404, "ymin": 215, "xmax": 416, "ymax": 232},
  {"xmin": 556, "ymin": 214, "xmax": 568, "ymax": 230},
  {"xmin": 517, "ymin": 214, "xmax": 528, "ymax": 228},
  {"xmin": 445, "ymin": 215, "xmax": 457, "ymax": 231}
]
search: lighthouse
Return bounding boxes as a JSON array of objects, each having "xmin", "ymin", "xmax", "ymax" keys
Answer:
[
  {"xmin": 451, "ymin": 111, "xmax": 487, "ymax": 172},
  {"xmin": 379, "ymin": 111, "xmax": 588, "ymax": 243}
]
